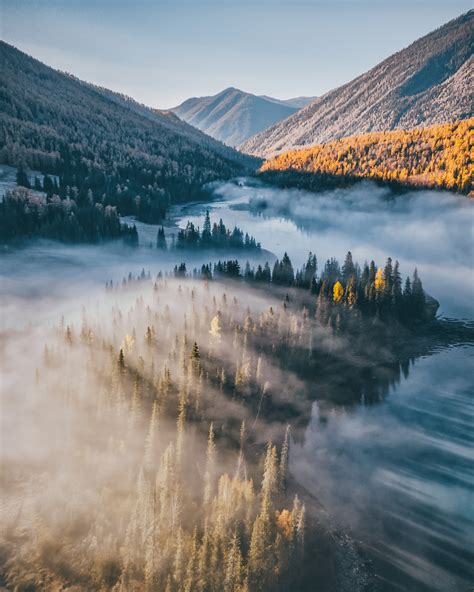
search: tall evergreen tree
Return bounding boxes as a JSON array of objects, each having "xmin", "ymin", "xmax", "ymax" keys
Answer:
[
  {"xmin": 156, "ymin": 226, "xmax": 167, "ymax": 249},
  {"xmin": 16, "ymin": 166, "xmax": 30, "ymax": 188},
  {"xmin": 342, "ymin": 251, "xmax": 356, "ymax": 283}
]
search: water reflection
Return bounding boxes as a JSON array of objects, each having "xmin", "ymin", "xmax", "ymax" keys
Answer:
[{"xmin": 291, "ymin": 347, "xmax": 474, "ymax": 592}]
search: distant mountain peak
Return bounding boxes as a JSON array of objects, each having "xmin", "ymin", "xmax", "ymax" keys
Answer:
[
  {"xmin": 170, "ymin": 88, "xmax": 308, "ymax": 146},
  {"xmin": 220, "ymin": 86, "xmax": 240, "ymax": 94}
]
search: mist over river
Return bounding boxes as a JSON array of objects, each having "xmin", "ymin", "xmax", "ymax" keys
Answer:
[
  {"xmin": 1, "ymin": 178, "xmax": 473, "ymax": 591},
  {"xmin": 174, "ymin": 178, "xmax": 474, "ymax": 592},
  {"xmin": 178, "ymin": 179, "xmax": 474, "ymax": 319}
]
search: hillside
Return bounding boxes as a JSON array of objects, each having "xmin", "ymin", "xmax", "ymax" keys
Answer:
[
  {"xmin": 260, "ymin": 119, "xmax": 473, "ymax": 195},
  {"xmin": 0, "ymin": 42, "xmax": 258, "ymax": 227},
  {"xmin": 241, "ymin": 11, "xmax": 473, "ymax": 157},
  {"xmin": 170, "ymin": 87, "xmax": 299, "ymax": 146}
]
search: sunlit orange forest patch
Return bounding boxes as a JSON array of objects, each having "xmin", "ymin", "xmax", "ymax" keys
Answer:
[{"xmin": 261, "ymin": 119, "xmax": 473, "ymax": 195}]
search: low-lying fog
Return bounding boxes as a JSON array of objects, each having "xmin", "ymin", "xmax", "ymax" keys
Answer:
[
  {"xmin": 181, "ymin": 179, "xmax": 474, "ymax": 318},
  {"xmin": 1, "ymin": 177, "xmax": 473, "ymax": 591}
]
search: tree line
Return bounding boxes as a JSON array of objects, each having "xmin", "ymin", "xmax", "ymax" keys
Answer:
[
  {"xmin": 165, "ymin": 250, "xmax": 432, "ymax": 324},
  {"xmin": 0, "ymin": 183, "xmax": 138, "ymax": 243}
]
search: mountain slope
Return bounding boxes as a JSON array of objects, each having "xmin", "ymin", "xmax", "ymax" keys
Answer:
[
  {"xmin": 0, "ymin": 42, "xmax": 258, "ymax": 224},
  {"xmin": 241, "ymin": 11, "xmax": 473, "ymax": 157},
  {"xmin": 170, "ymin": 88, "xmax": 299, "ymax": 146}
]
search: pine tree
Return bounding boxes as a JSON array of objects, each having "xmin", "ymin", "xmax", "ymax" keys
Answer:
[
  {"xmin": 128, "ymin": 377, "xmax": 143, "ymax": 432},
  {"xmin": 118, "ymin": 348, "xmax": 126, "ymax": 375},
  {"xmin": 302, "ymin": 252, "xmax": 317, "ymax": 288},
  {"xmin": 144, "ymin": 400, "xmax": 160, "ymax": 470},
  {"xmin": 261, "ymin": 443, "xmax": 278, "ymax": 515},
  {"xmin": 368, "ymin": 260, "xmax": 376, "ymax": 285},
  {"xmin": 280, "ymin": 252, "xmax": 295, "ymax": 286},
  {"xmin": 16, "ymin": 165, "xmax": 30, "ymax": 188},
  {"xmin": 383, "ymin": 257, "xmax": 393, "ymax": 300},
  {"xmin": 278, "ymin": 425, "xmax": 290, "ymax": 491},
  {"xmin": 223, "ymin": 532, "xmax": 243, "ymax": 592},
  {"xmin": 361, "ymin": 262, "xmax": 370, "ymax": 289},
  {"xmin": 392, "ymin": 260, "xmax": 403, "ymax": 312},
  {"xmin": 156, "ymin": 227, "xmax": 167, "ymax": 249},
  {"xmin": 201, "ymin": 210, "xmax": 212, "ymax": 247},
  {"xmin": 145, "ymin": 326, "xmax": 155, "ymax": 347},
  {"xmin": 184, "ymin": 527, "xmax": 198, "ymax": 592},
  {"xmin": 412, "ymin": 268, "xmax": 426, "ymax": 318},
  {"xmin": 203, "ymin": 423, "xmax": 216, "ymax": 508},
  {"xmin": 197, "ymin": 519, "xmax": 212, "ymax": 591},
  {"xmin": 65, "ymin": 325, "xmax": 73, "ymax": 345},
  {"xmin": 176, "ymin": 396, "xmax": 186, "ymax": 468},
  {"xmin": 262, "ymin": 262, "xmax": 272, "ymax": 282},
  {"xmin": 173, "ymin": 526, "xmax": 184, "ymax": 587},
  {"xmin": 342, "ymin": 251, "xmax": 355, "ymax": 283},
  {"xmin": 190, "ymin": 341, "xmax": 201, "ymax": 374}
]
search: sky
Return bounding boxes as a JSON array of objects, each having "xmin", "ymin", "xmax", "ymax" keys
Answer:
[{"xmin": 1, "ymin": 0, "xmax": 471, "ymax": 108}]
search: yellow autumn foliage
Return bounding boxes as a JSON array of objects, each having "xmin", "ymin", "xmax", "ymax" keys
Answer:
[
  {"xmin": 261, "ymin": 118, "xmax": 474, "ymax": 195},
  {"xmin": 276, "ymin": 509, "xmax": 293, "ymax": 538},
  {"xmin": 333, "ymin": 281, "xmax": 344, "ymax": 302},
  {"xmin": 374, "ymin": 268, "xmax": 385, "ymax": 291}
]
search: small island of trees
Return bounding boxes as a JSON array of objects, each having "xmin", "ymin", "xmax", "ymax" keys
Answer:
[
  {"xmin": 156, "ymin": 211, "xmax": 261, "ymax": 252},
  {"xmin": 167, "ymin": 250, "xmax": 433, "ymax": 324}
]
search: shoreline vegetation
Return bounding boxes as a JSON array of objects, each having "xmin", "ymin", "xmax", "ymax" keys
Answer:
[
  {"xmin": 259, "ymin": 119, "xmax": 473, "ymax": 197},
  {"xmin": 0, "ymin": 184, "xmax": 139, "ymax": 244}
]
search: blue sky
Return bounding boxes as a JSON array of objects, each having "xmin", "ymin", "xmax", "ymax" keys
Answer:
[{"xmin": 1, "ymin": 1, "xmax": 470, "ymax": 108}]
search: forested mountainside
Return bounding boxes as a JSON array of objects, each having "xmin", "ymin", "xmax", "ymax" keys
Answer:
[
  {"xmin": 0, "ymin": 42, "xmax": 258, "ymax": 226},
  {"xmin": 260, "ymin": 119, "xmax": 473, "ymax": 195},
  {"xmin": 171, "ymin": 88, "xmax": 299, "ymax": 147},
  {"xmin": 241, "ymin": 11, "xmax": 473, "ymax": 157}
]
